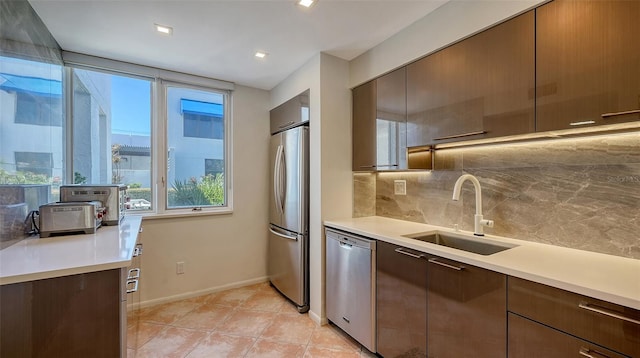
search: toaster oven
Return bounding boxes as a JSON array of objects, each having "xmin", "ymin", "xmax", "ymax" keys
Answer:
[
  {"xmin": 39, "ymin": 201, "xmax": 104, "ymax": 238},
  {"xmin": 60, "ymin": 184, "xmax": 128, "ymax": 225}
]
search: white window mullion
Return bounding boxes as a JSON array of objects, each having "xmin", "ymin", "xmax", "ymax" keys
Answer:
[{"xmin": 153, "ymin": 79, "xmax": 168, "ymax": 214}]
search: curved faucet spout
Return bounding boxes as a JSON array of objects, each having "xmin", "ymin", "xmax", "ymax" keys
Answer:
[
  {"xmin": 452, "ymin": 174, "xmax": 494, "ymax": 236},
  {"xmin": 452, "ymin": 174, "xmax": 483, "ymax": 215}
]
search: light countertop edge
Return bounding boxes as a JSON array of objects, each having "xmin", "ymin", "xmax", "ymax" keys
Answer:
[
  {"xmin": 324, "ymin": 216, "xmax": 640, "ymax": 310},
  {"xmin": 0, "ymin": 215, "xmax": 142, "ymax": 285}
]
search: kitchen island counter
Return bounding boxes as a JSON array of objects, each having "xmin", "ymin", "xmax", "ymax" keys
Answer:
[{"xmin": 0, "ymin": 215, "xmax": 142, "ymax": 285}]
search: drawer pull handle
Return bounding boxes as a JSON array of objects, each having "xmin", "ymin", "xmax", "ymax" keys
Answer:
[
  {"xmin": 359, "ymin": 164, "xmax": 399, "ymax": 169},
  {"xmin": 579, "ymin": 347, "xmax": 611, "ymax": 358},
  {"xmin": 342, "ymin": 316, "xmax": 350, "ymax": 323},
  {"xmin": 578, "ymin": 302, "xmax": 640, "ymax": 325},
  {"xmin": 127, "ymin": 268, "xmax": 140, "ymax": 279},
  {"xmin": 428, "ymin": 258, "xmax": 464, "ymax": 271},
  {"xmin": 394, "ymin": 248, "xmax": 425, "ymax": 259},
  {"xmin": 601, "ymin": 109, "xmax": 640, "ymax": 119},
  {"xmin": 433, "ymin": 130, "xmax": 487, "ymax": 141},
  {"xmin": 126, "ymin": 279, "xmax": 139, "ymax": 294}
]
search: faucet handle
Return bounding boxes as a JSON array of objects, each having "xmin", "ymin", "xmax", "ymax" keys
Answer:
[{"xmin": 481, "ymin": 219, "xmax": 494, "ymax": 228}]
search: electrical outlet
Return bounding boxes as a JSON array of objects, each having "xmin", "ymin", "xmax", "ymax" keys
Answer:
[
  {"xmin": 176, "ymin": 261, "xmax": 185, "ymax": 275},
  {"xmin": 394, "ymin": 180, "xmax": 407, "ymax": 195}
]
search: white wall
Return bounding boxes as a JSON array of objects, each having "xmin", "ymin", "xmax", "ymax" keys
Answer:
[
  {"xmin": 349, "ymin": 0, "xmax": 547, "ymax": 87},
  {"xmin": 269, "ymin": 53, "xmax": 352, "ymax": 325},
  {"xmin": 138, "ymin": 84, "xmax": 270, "ymax": 305}
]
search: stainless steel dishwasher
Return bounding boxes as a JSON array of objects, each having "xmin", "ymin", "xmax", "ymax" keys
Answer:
[{"xmin": 325, "ymin": 228, "xmax": 376, "ymax": 352}]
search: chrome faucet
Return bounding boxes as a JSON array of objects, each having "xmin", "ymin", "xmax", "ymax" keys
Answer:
[{"xmin": 452, "ymin": 174, "xmax": 494, "ymax": 236}]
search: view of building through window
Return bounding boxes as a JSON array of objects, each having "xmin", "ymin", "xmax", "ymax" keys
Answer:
[
  {"xmin": 71, "ymin": 68, "xmax": 152, "ymax": 211},
  {"xmin": 0, "ymin": 56, "xmax": 64, "ymax": 204},
  {"xmin": 1, "ymin": 55, "xmax": 229, "ymax": 215},
  {"xmin": 167, "ymin": 86, "xmax": 226, "ymax": 208}
]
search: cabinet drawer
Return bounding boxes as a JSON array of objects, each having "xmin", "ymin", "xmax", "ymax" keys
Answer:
[
  {"xmin": 508, "ymin": 277, "xmax": 640, "ymax": 357},
  {"xmin": 509, "ymin": 313, "xmax": 628, "ymax": 358}
]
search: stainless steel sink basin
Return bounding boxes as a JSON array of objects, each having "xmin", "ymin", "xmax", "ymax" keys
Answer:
[{"xmin": 402, "ymin": 232, "xmax": 517, "ymax": 255}]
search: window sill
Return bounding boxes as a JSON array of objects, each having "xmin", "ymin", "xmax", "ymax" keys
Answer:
[{"xmin": 132, "ymin": 208, "xmax": 233, "ymax": 220}]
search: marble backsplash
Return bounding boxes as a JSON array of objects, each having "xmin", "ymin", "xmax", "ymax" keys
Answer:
[{"xmin": 354, "ymin": 132, "xmax": 640, "ymax": 259}]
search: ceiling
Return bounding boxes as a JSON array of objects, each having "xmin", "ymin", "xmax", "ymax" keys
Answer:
[{"xmin": 28, "ymin": 0, "xmax": 446, "ymax": 90}]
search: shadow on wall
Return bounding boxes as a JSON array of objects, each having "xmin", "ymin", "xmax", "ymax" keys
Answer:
[{"xmin": 354, "ymin": 132, "xmax": 640, "ymax": 259}]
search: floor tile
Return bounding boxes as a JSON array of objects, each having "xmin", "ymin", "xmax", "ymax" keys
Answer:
[
  {"xmin": 245, "ymin": 338, "xmax": 306, "ymax": 358},
  {"xmin": 185, "ymin": 332, "xmax": 255, "ymax": 358},
  {"xmin": 127, "ymin": 321, "xmax": 166, "ymax": 349},
  {"xmin": 308, "ymin": 323, "xmax": 361, "ymax": 352},
  {"xmin": 135, "ymin": 326, "xmax": 208, "ymax": 358},
  {"xmin": 216, "ymin": 309, "xmax": 277, "ymax": 337},
  {"xmin": 138, "ymin": 300, "xmax": 201, "ymax": 325},
  {"xmin": 360, "ymin": 348, "xmax": 378, "ymax": 357},
  {"xmin": 171, "ymin": 303, "xmax": 234, "ymax": 331},
  {"xmin": 303, "ymin": 346, "xmax": 362, "ymax": 358},
  {"xmin": 207, "ymin": 286, "xmax": 259, "ymax": 307},
  {"xmin": 279, "ymin": 299, "xmax": 302, "ymax": 314},
  {"xmin": 128, "ymin": 283, "xmax": 372, "ymax": 358},
  {"xmin": 241, "ymin": 288, "xmax": 287, "ymax": 312},
  {"xmin": 260, "ymin": 312, "xmax": 316, "ymax": 345}
]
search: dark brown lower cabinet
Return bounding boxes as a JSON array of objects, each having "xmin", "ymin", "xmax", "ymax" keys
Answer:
[
  {"xmin": 0, "ymin": 269, "xmax": 122, "ymax": 358},
  {"xmin": 508, "ymin": 313, "xmax": 628, "ymax": 358},
  {"xmin": 376, "ymin": 241, "xmax": 427, "ymax": 358},
  {"xmin": 508, "ymin": 277, "xmax": 640, "ymax": 357},
  {"xmin": 426, "ymin": 255, "xmax": 507, "ymax": 358}
]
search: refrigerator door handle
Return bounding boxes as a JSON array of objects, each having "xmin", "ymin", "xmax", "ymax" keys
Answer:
[
  {"xmin": 279, "ymin": 148, "xmax": 286, "ymax": 213},
  {"xmin": 269, "ymin": 226, "xmax": 299, "ymax": 241},
  {"xmin": 273, "ymin": 145, "xmax": 283, "ymax": 214}
]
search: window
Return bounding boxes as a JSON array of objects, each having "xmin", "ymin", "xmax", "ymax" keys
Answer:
[
  {"xmin": 14, "ymin": 152, "xmax": 53, "ymax": 177},
  {"xmin": 182, "ymin": 99, "xmax": 224, "ymax": 139},
  {"xmin": 0, "ymin": 56, "xmax": 64, "ymax": 201},
  {"xmin": 166, "ymin": 86, "xmax": 229, "ymax": 209},
  {"xmin": 205, "ymin": 159, "xmax": 224, "ymax": 176},
  {"xmin": 70, "ymin": 68, "xmax": 153, "ymax": 211},
  {"xmin": 1, "ymin": 52, "xmax": 232, "ymax": 217}
]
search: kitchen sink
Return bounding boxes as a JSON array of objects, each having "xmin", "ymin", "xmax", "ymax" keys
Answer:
[{"xmin": 402, "ymin": 232, "xmax": 517, "ymax": 256}]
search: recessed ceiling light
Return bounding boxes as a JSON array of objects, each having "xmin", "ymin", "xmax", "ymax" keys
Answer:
[
  {"xmin": 155, "ymin": 24, "xmax": 173, "ymax": 35},
  {"xmin": 298, "ymin": 0, "xmax": 315, "ymax": 8},
  {"xmin": 255, "ymin": 51, "xmax": 268, "ymax": 59}
]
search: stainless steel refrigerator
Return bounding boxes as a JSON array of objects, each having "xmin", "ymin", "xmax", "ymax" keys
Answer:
[{"xmin": 268, "ymin": 122, "xmax": 309, "ymax": 313}]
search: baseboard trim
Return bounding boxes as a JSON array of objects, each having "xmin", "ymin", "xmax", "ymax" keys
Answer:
[
  {"xmin": 308, "ymin": 309, "xmax": 328, "ymax": 326},
  {"xmin": 128, "ymin": 276, "xmax": 269, "ymax": 310}
]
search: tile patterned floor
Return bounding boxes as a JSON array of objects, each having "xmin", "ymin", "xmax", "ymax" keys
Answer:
[{"xmin": 128, "ymin": 282, "xmax": 377, "ymax": 357}]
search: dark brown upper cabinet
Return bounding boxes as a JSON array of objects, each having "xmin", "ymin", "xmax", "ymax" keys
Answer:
[
  {"xmin": 352, "ymin": 68, "xmax": 407, "ymax": 171},
  {"xmin": 536, "ymin": 0, "xmax": 640, "ymax": 132},
  {"xmin": 407, "ymin": 10, "xmax": 535, "ymax": 147}
]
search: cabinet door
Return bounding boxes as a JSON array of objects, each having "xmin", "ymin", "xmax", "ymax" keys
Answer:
[
  {"xmin": 407, "ymin": 11, "xmax": 535, "ymax": 147},
  {"xmin": 509, "ymin": 313, "xmax": 629, "ymax": 358},
  {"xmin": 352, "ymin": 80, "xmax": 377, "ymax": 171},
  {"xmin": 0, "ymin": 269, "xmax": 121, "ymax": 357},
  {"xmin": 508, "ymin": 277, "xmax": 640, "ymax": 357},
  {"xmin": 376, "ymin": 67, "xmax": 407, "ymax": 170},
  {"xmin": 536, "ymin": 0, "xmax": 640, "ymax": 131},
  {"xmin": 376, "ymin": 241, "xmax": 427, "ymax": 358},
  {"xmin": 426, "ymin": 255, "xmax": 507, "ymax": 358}
]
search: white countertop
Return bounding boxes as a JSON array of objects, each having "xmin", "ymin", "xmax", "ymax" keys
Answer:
[
  {"xmin": 0, "ymin": 215, "xmax": 142, "ymax": 285},
  {"xmin": 324, "ymin": 216, "xmax": 640, "ymax": 310}
]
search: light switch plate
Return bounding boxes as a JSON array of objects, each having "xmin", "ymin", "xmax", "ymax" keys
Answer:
[{"xmin": 394, "ymin": 180, "xmax": 407, "ymax": 195}]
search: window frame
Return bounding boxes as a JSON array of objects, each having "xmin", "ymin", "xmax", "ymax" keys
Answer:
[
  {"xmin": 155, "ymin": 80, "xmax": 233, "ymax": 216},
  {"xmin": 62, "ymin": 55, "xmax": 234, "ymax": 218}
]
